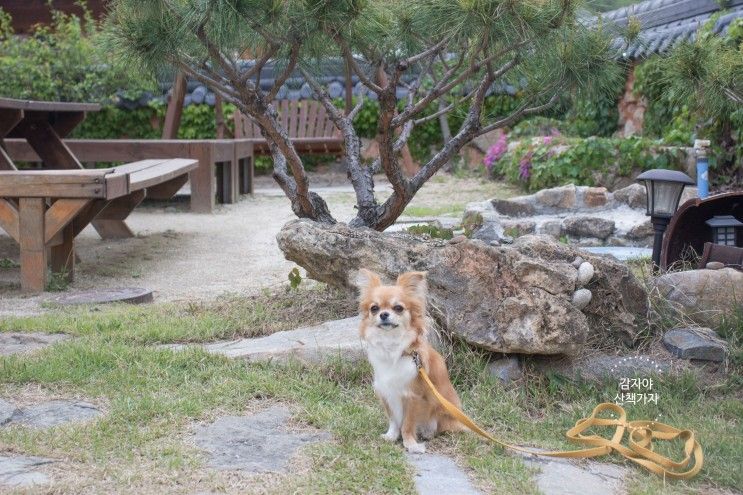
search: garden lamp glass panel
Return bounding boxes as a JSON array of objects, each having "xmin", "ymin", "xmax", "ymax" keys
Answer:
[
  {"xmin": 638, "ymin": 170, "xmax": 695, "ymax": 218},
  {"xmin": 636, "ymin": 169, "xmax": 695, "ymax": 270}
]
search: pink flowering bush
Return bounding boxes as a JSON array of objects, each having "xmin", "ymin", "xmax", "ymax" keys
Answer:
[{"xmin": 483, "ymin": 133, "xmax": 508, "ymax": 172}]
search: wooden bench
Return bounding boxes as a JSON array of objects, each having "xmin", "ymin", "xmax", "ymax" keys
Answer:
[
  {"xmin": 5, "ymin": 139, "xmax": 254, "ymax": 213},
  {"xmin": 0, "ymin": 158, "xmax": 197, "ymax": 293},
  {"xmin": 234, "ymin": 100, "xmax": 344, "ymax": 156}
]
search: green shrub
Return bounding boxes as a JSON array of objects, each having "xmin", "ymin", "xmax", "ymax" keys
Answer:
[
  {"xmin": 493, "ymin": 135, "xmax": 687, "ymax": 191},
  {"xmin": 0, "ymin": 8, "xmax": 156, "ymax": 102}
]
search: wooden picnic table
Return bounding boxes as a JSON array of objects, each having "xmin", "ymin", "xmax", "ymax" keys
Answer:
[{"xmin": 0, "ymin": 98, "xmax": 198, "ymax": 292}]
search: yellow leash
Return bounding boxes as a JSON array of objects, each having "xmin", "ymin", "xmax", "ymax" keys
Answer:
[{"xmin": 413, "ymin": 355, "xmax": 704, "ymax": 480}]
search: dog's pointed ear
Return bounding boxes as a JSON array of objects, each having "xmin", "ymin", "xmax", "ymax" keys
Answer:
[
  {"xmin": 397, "ymin": 271, "xmax": 427, "ymax": 299},
  {"xmin": 354, "ymin": 269, "xmax": 382, "ymax": 295}
]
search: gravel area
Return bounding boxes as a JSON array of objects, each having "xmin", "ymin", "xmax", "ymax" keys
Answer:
[{"xmin": 0, "ymin": 173, "xmax": 513, "ymax": 316}]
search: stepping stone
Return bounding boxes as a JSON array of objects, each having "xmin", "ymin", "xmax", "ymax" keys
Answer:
[
  {"xmin": 0, "ymin": 332, "xmax": 69, "ymax": 356},
  {"xmin": 0, "ymin": 455, "xmax": 55, "ymax": 488},
  {"xmin": 1, "ymin": 400, "xmax": 102, "ymax": 429},
  {"xmin": 192, "ymin": 405, "xmax": 330, "ymax": 473},
  {"xmin": 167, "ymin": 316, "xmax": 365, "ymax": 364},
  {"xmin": 520, "ymin": 453, "xmax": 627, "ymax": 495},
  {"xmin": 406, "ymin": 453, "xmax": 482, "ymax": 495},
  {"xmin": 663, "ymin": 327, "xmax": 728, "ymax": 362},
  {"xmin": 0, "ymin": 399, "xmax": 16, "ymax": 425},
  {"xmin": 51, "ymin": 287, "xmax": 153, "ymax": 306}
]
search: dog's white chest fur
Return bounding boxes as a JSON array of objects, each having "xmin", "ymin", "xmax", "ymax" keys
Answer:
[{"xmin": 364, "ymin": 329, "xmax": 418, "ymax": 426}]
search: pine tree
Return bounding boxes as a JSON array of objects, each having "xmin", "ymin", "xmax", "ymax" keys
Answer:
[{"xmin": 107, "ymin": 0, "xmax": 620, "ymax": 230}]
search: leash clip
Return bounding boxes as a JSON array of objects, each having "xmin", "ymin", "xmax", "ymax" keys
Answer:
[{"xmin": 411, "ymin": 350, "xmax": 422, "ymax": 370}]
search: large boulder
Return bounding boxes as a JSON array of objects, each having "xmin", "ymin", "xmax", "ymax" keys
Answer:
[
  {"xmin": 277, "ymin": 220, "xmax": 648, "ymax": 354},
  {"xmin": 652, "ymin": 268, "xmax": 743, "ymax": 328}
]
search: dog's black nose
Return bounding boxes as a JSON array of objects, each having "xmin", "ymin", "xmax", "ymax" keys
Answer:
[{"xmin": 379, "ymin": 311, "xmax": 389, "ymax": 321}]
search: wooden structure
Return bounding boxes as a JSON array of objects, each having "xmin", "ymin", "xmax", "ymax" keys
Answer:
[
  {"xmin": 698, "ymin": 242, "xmax": 743, "ymax": 270},
  {"xmin": 0, "ymin": 159, "xmax": 197, "ymax": 292},
  {"xmin": 233, "ymin": 101, "xmax": 344, "ymax": 156},
  {"xmin": 662, "ymin": 191, "xmax": 743, "ymax": 269},
  {"xmin": 3, "ymin": 0, "xmax": 108, "ymax": 34},
  {"xmin": 6, "ymin": 139, "xmax": 254, "ymax": 213}
]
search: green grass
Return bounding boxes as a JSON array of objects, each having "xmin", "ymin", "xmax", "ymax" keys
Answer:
[
  {"xmin": 402, "ymin": 203, "xmax": 465, "ymax": 217},
  {"xmin": 0, "ymin": 287, "xmax": 741, "ymax": 494}
]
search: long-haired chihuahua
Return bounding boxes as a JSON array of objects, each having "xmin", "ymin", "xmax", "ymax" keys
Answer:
[{"xmin": 356, "ymin": 269, "xmax": 464, "ymax": 453}]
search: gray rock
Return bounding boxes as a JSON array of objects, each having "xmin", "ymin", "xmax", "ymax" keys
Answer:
[
  {"xmin": 572, "ymin": 289, "xmax": 593, "ymax": 310},
  {"xmin": 278, "ymin": 221, "xmax": 648, "ymax": 354},
  {"xmin": 166, "ymin": 317, "xmax": 365, "ymax": 364},
  {"xmin": 563, "ymin": 217, "xmax": 616, "ymax": 240},
  {"xmin": 613, "ymin": 183, "xmax": 646, "ymax": 209},
  {"xmin": 488, "ymin": 356, "xmax": 522, "ymax": 383},
  {"xmin": 406, "ymin": 453, "xmax": 482, "ymax": 495},
  {"xmin": 534, "ymin": 353, "xmax": 670, "ymax": 383},
  {"xmin": 502, "ymin": 220, "xmax": 537, "ymax": 236},
  {"xmin": 0, "ymin": 333, "xmax": 69, "ymax": 356},
  {"xmin": 0, "ymin": 455, "xmax": 54, "ymax": 488},
  {"xmin": 540, "ymin": 220, "xmax": 563, "ymax": 238},
  {"xmin": 577, "ymin": 262, "xmax": 595, "ymax": 286},
  {"xmin": 627, "ymin": 220, "xmax": 654, "ymax": 240},
  {"xmin": 192, "ymin": 405, "xmax": 330, "ymax": 473},
  {"xmin": 471, "ymin": 221, "xmax": 504, "ymax": 244},
  {"xmin": 535, "ymin": 184, "xmax": 577, "ymax": 209},
  {"xmin": 492, "ymin": 198, "xmax": 536, "ymax": 217},
  {"xmin": 0, "ymin": 399, "xmax": 16, "ymax": 425},
  {"xmin": 9, "ymin": 401, "xmax": 102, "ymax": 428},
  {"xmin": 521, "ymin": 452, "xmax": 628, "ymax": 495},
  {"xmin": 652, "ymin": 268, "xmax": 743, "ymax": 328},
  {"xmin": 705, "ymin": 262, "xmax": 725, "ymax": 270},
  {"xmin": 663, "ymin": 327, "xmax": 728, "ymax": 362},
  {"xmin": 572, "ymin": 256, "xmax": 584, "ymax": 268},
  {"xmin": 513, "ymin": 260, "xmax": 577, "ymax": 295}
]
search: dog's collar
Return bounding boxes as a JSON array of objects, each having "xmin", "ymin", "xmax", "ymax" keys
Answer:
[{"xmin": 403, "ymin": 349, "xmax": 423, "ymax": 370}]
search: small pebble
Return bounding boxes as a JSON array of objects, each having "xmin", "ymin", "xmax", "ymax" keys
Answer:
[
  {"xmin": 572, "ymin": 288, "xmax": 592, "ymax": 310},
  {"xmin": 572, "ymin": 256, "xmax": 584, "ymax": 268},
  {"xmin": 577, "ymin": 262, "xmax": 595, "ymax": 286},
  {"xmin": 449, "ymin": 235, "xmax": 467, "ymax": 245},
  {"xmin": 705, "ymin": 261, "xmax": 724, "ymax": 270}
]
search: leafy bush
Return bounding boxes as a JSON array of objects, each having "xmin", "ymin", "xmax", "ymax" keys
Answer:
[
  {"xmin": 491, "ymin": 135, "xmax": 687, "ymax": 191},
  {"xmin": 0, "ymin": 8, "xmax": 156, "ymax": 102}
]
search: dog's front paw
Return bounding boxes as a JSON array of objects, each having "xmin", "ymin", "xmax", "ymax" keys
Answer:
[
  {"xmin": 381, "ymin": 431, "xmax": 399, "ymax": 442},
  {"xmin": 404, "ymin": 441, "xmax": 426, "ymax": 454}
]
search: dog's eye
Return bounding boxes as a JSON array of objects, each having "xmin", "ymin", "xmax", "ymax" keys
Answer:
[
  {"xmin": 370, "ymin": 304, "xmax": 379, "ymax": 313},
  {"xmin": 393, "ymin": 304, "xmax": 404, "ymax": 313}
]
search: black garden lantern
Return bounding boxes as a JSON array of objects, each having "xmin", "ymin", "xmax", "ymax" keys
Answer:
[
  {"xmin": 637, "ymin": 169, "xmax": 695, "ymax": 270},
  {"xmin": 705, "ymin": 215, "xmax": 743, "ymax": 246}
]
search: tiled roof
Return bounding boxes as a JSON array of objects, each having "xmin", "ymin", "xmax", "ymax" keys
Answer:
[{"xmin": 596, "ymin": 0, "xmax": 743, "ymax": 59}]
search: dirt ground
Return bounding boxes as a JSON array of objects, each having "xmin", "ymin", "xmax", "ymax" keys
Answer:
[{"xmin": 0, "ymin": 172, "xmax": 516, "ymax": 316}]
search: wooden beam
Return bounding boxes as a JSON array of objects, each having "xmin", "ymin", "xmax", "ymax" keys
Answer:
[
  {"xmin": 44, "ymin": 199, "xmax": 90, "ymax": 244},
  {"xmin": 18, "ymin": 120, "xmax": 83, "ymax": 170},
  {"xmin": 50, "ymin": 223, "xmax": 75, "ymax": 283},
  {"xmin": 0, "ymin": 198, "xmax": 20, "ymax": 243},
  {"xmin": 0, "ymin": 143, "xmax": 18, "ymax": 171},
  {"xmin": 51, "ymin": 111, "xmax": 87, "ymax": 138},
  {"xmin": 146, "ymin": 173, "xmax": 188, "ymax": 200},
  {"xmin": 162, "ymin": 72, "xmax": 187, "ymax": 139},
  {"xmin": 0, "ymin": 109, "xmax": 23, "ymax": 137},
  {"xmin": 72, "ymin": 200, "xmax": 108, "ymax": 237},
  {"xmin": 19, "ymin": 198, "xmax": 47, "ymax": 293}
]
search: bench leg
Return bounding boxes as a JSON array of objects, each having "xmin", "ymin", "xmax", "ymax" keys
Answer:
[
  {"xmin": 91, "ymin": 191, "xmax": 144, "ymax": 239},
  {"xmin": 189, "ymin": 144, "xmax": 215, "ymax": 213},
  {"xmin": 19, "ymin": 198, "xmax": 47, "ymax": 293},
  {"xmin": 239, "ymin": 157, "xmax": 254, "ymax": 195},
  {"xmin": 216, "ymin": 161, "xmax": 237, "ymax": 204},
  {"xmin": 50, "ymin": 223, "xmax": 75, "ymax": 283}
]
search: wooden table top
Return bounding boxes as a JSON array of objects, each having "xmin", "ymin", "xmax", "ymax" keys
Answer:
[{"xmin": 0, "ymin": 97, "xmax": 101, "ymax": 113}]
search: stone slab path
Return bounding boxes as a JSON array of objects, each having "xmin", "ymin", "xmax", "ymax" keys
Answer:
[
  {"xmin": 0, "ymin": 332, "xmax": 69, "ymax": 356},
  {"xmin": 192, "ymin": 405, "xmax": 330, "ymax": 473},
  {"xmin": 166, "ymin": 316, "xmax": 365, "ymax": 364},
  {"xmin": 1, "ymin": 398, "xmax": 102, "ymax": 428},
  {"xmin": 521, "ymin": 453, "xmax": 628, "ymax": 495},
  {"xmin": 406, "ymin": 453, "xmax": 482, "ymax": 495},
  {"xmin": 0, "ymin": 455, "xmax": 55, "ymax": 488}
]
